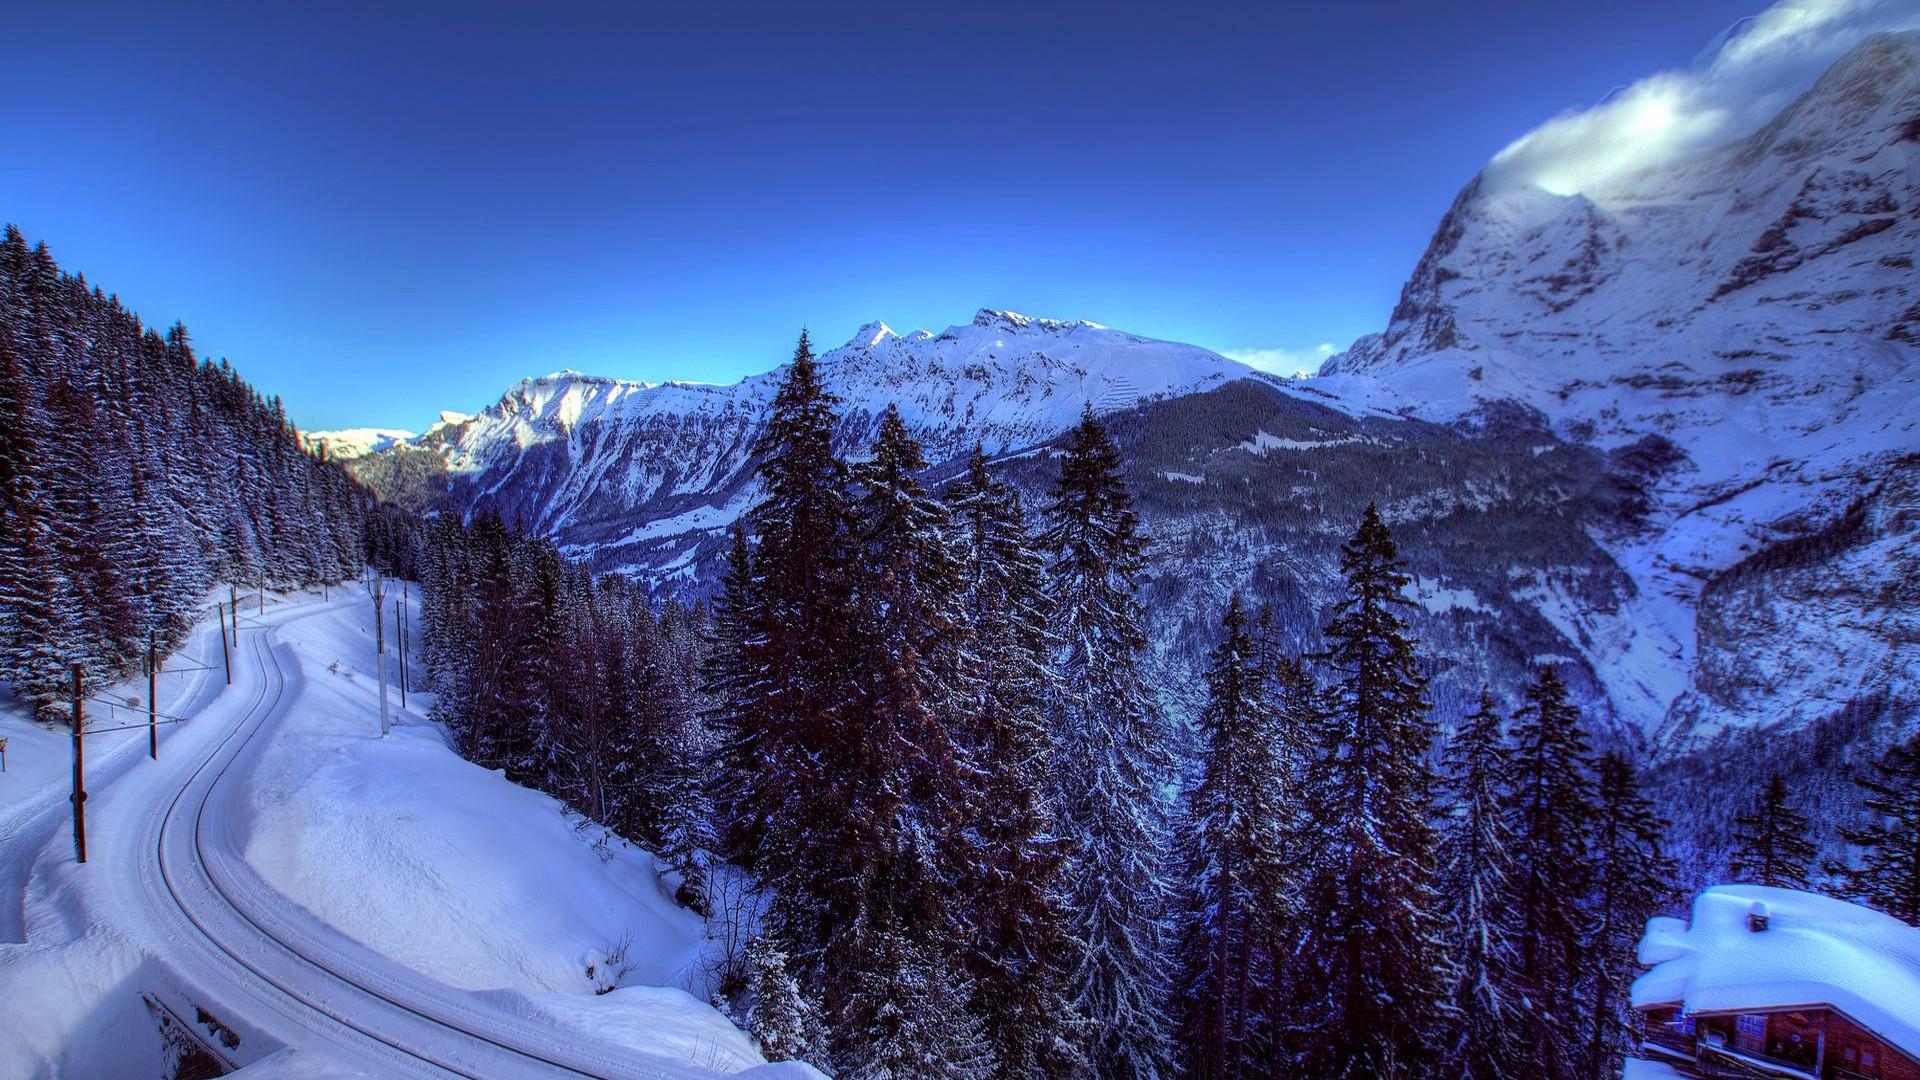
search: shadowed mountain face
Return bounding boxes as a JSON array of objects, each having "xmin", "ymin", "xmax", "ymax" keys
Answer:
[{"xmin": 343, "ymin": 36, "xmax": 1920, "ymax": 842}]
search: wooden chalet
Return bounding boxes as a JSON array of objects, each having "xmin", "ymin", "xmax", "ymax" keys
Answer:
[{"xmin": 1630, "ymin": 886, "xmax": 1920, "ymax": 1080}]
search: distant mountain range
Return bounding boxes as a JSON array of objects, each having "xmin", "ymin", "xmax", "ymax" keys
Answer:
[{"xmin": 330, "ymin": 32, "xmax": 1920, "ymax": 860}]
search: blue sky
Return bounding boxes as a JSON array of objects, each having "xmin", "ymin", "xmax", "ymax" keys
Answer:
[{"xmin": 0, "ymin": 0, "xmax": 1831, "ymax": 430}]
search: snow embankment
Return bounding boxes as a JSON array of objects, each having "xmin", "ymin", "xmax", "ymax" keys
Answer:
[{"xmin": 232, "ymin": 594, "xmax": 771, "ymax": 1072}]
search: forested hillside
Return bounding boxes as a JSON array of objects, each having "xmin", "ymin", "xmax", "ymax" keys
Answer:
[{"xmin": 0, "ymin": 225, "xmax": 371, "ymax": 719}]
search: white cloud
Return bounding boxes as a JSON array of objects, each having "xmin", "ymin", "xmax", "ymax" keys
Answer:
[
  {"xmin": 1484, "ymin": 0, "xmax": 1920, "ymax": 197},
  {"xmin": 1223, "ymin": 343, "xmax": 1336, "ymax": 378}
]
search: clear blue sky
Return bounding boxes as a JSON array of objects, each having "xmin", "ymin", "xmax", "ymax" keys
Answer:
[{"xmin": 3, "ymin": 0, "xmax": 1767, "ymax": 432}]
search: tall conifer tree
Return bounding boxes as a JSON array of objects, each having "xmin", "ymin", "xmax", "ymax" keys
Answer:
[
  {"xmin": 1502, "ymin": 667, "xmax": 1593, "ymax": 1080},
  {"xmin": 1730, "ymin": 773, "xmax": 1815, "ymax": 889},
  {"xmin": 1439, "ymin": 690, "xmax": 1524, "ymax": 1080},
  {"xmin": 735, "ymin": 330, "xmax": 859, "ymax": 962},
  {"xmin": 1582, "ymin": 752, "xmax": 1672, "ymax": 1080},
  {"xmin": 1296, "ymin": 503, "xmax": 1450, "ymax": 1079},
  {"xmin": 947, "ymin": 446, "xmax": 1084, "ymax": 1078},
  {"xmin": 1174, "ymin": 595, "xmax": 1291, "ymax": 1080},
  {"xmin": 1043, "ymin": 406, "xmax": 1174, "ymax": 1080}
]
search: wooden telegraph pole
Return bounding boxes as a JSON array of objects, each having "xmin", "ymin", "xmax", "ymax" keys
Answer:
[
  {"xmin": 230, "ymin": 584, "xmax": 238, "ymax": 647},
  {"xmin": 395, "ymin": 595, "xmax": 407, "ymax": 709},
  {"xmin": 147, "ymin": 631, "xmax": 158, "ymax": 760},
  {"xmin": 368, "ymin": 572, "xmax": 390, "ymax": 737},
  {"xmin": 70, "ymin": 665, "xmax": 86, "ymax": 864},
  {"xmin": 217, "ymin": 604, "xmax": 232, "ymax": 684}
]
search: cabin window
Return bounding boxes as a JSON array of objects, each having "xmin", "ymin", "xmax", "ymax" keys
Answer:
[
  {"xmin": 1736, "ymin": 1015, "xmax": 1764, "ymax": 1037},
  {"xmin": 1863, "ymin": 1048, "xmax": 1876, "ymax": 1068}
]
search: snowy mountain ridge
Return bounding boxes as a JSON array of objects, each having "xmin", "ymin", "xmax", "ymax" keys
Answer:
[
  {"xmin": 365, "ymin": 308, "xmax": 1280, "ymax": 575},
  {"xmin": 303, "ymin": 410, "xmax": 471, "ymax": 460}
]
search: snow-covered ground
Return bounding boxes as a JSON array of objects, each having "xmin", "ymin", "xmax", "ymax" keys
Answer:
[{"xmin": 0, "ymin": 587, "xmax": 802, "ymax": 1078}]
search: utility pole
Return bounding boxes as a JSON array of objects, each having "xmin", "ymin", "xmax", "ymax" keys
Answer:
[
  {"xmin": 147, "ymin": 632, "xmax": 158, "ymax": 760},
  {"xmin": 368, "ymin": 572, "xmax": 390, "ymax": 737},
  {"xmin": 230, "ymin": 585, "xmax": 239, "ymax": 647},
  {"xmin": 394, "ymin": 596, "xmax": 407, "ymax": 709},
  {"xmin": 70, "ymin": 665, "xmax": 86, "ymax": 864},
  {"xmin": 218, "ymin": 604, "xmax": 232, "ymax": 684}
]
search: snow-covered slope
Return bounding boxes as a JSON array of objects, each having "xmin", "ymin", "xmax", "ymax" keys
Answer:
[
  {"xmin": 370, "ymin": 309, "xmax": 1278, "ymax": 578},
  {"xmin": 0, "ymin": 590, "xmax": 795, "ymax": 1077},
  {"xmin": 1318, "ymin": 31, "xmax": 1920, "ymax": 749}
]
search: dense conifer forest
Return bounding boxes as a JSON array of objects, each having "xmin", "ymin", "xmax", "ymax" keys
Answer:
[{"xmin": 0, "ymin": 226, "xmax": 371, "ymax": 720}]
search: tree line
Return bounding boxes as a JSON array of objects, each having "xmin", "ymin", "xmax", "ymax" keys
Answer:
[{"xmin": 0, "ymin": 226, "xmax": 370, "ymax": 720}]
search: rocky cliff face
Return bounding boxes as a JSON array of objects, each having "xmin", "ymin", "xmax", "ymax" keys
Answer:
[{"xmin": 1317, "ymin": 30, "xmax": 1920, "ymax": 752}]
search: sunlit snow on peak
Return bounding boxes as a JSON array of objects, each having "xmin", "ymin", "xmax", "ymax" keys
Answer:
[{"xmin": 1484, "ymin": 0, "xmax": 1919, "ymax": 198}]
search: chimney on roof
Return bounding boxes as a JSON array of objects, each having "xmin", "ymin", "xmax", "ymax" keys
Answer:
[{"xmin": 1748, "ymin": 900, "xmax": 1771, "ymax": 932}]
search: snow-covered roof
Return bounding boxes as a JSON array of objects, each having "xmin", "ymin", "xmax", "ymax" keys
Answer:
[{"xmin": 1633, "ymin": 885, "xmax": 1920, "ymax": 1062}]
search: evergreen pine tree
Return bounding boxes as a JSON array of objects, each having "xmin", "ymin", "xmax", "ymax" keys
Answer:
[
  {"xmin": 1296, "ymin": 503, "xmax": 1451, "ymax": 1079},
  {"xmin": 1257, "ymin": 647, "xmax": 1318, "ymax": 1068},
  {"xmin": 1582, "ymin": 753, "xmax": 1672, "ymax": 1080},
  {"xmin": 836, "ymin": 925, "xmax": 996, "ymax": 1080},
  {"xmin": 946, "ymin": 446, "xmax": 1085, "ymax": 1079},
  {"xmin": 735, "ymin": 330, "xmax": 859, "ymax": 962},
  {"xmin": 1173, "ymin": 595, "xmax": 1292, "ymax": 1080},
  {"xmin": 1438, "ymin": 690, "xmax": 1525, "ymax": 1080},
  {"xmin": 1729, "ymin": 772, "xmax": 1816, "ymax": 889},
  {"xmin": 1830, "ymin": 735, "xmax": 1920, "ymax": 924},
  {"xmin": 1502, "ymin": 667, "xmax": 1593, "ymax": 1080},
  {"xmin": 1042, "ymin": 406, "xmax": 1175, "ymax": 1080},
  {"xmin": 747, "ymin": 934, "xmax": 818, "ymax": 1065},
  {"xmin": 828, "ymin": 405, "xmax": 982, "ymax": 1065}
]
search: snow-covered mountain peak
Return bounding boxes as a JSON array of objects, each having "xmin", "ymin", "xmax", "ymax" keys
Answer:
[
  {"xmin": 300, "ymin": 427, "xmax": 418, "ymax": 460},
  {"xmin": 963, "ymin": 308, "xmax": 1106, "ymax": 336},
  {"xmin": 846, "ymin": 320, "xmax": 900, "ymax": 348}
]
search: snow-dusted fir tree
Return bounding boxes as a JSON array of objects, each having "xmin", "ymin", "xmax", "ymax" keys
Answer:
[
  {"xmin": 705, "ymin": 523, "xmax": 761, "ymax": 854},
  {"xmin": 1582, "ymin": 752, "xmax": 1672, "ymax": 1080},
  {"xmin": 1296, "ymin": 503, "xmax": 1451, "ymax": 1079},
  {"xmin": 831, "ymin": 405, "xmax": 986, "ymax": 1066},
  {"xmin": 1502, "ymin": 667, "xmax": 1593, "ymax": 1080},
  {"xmin": 946, "ymin": 446, "xmax": 1086, "ymax": 1078},
  {"xmin": 1042, "ymin": 405, "xmax": 1175, "ymax": 1079},
  {"xmin": 747, "ymin": 934, "xmax": 817, "ymax": 1065},
  {"xmin": 837, "ymin": 927, "xmax": 995, "ymax": 1080},
  {"xmin": 1831, "ymin": 735, "xmax": 1920, "ymax": 924},
  {"xmin": 1730, "ymin": 772, "xmax": 1815, "ymax": 889},
  {"xmin": 733, "ymin": 330, "xmax": 859, "ymax": 957},
  {"xmin": 1438, "ymin": 689, "xmax": 1525, "ymax": 1080},
  {"xmin": 629, "ymin": 596, "xmax": 716, "ymax": 908},
  {"xmin": 1259, "ymin": 645, "xmax": 1318, "ymax": 1067},
  {"xmin": 1174, "ymin": 595, "xmax": 1292, "ymax": 1079}
]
